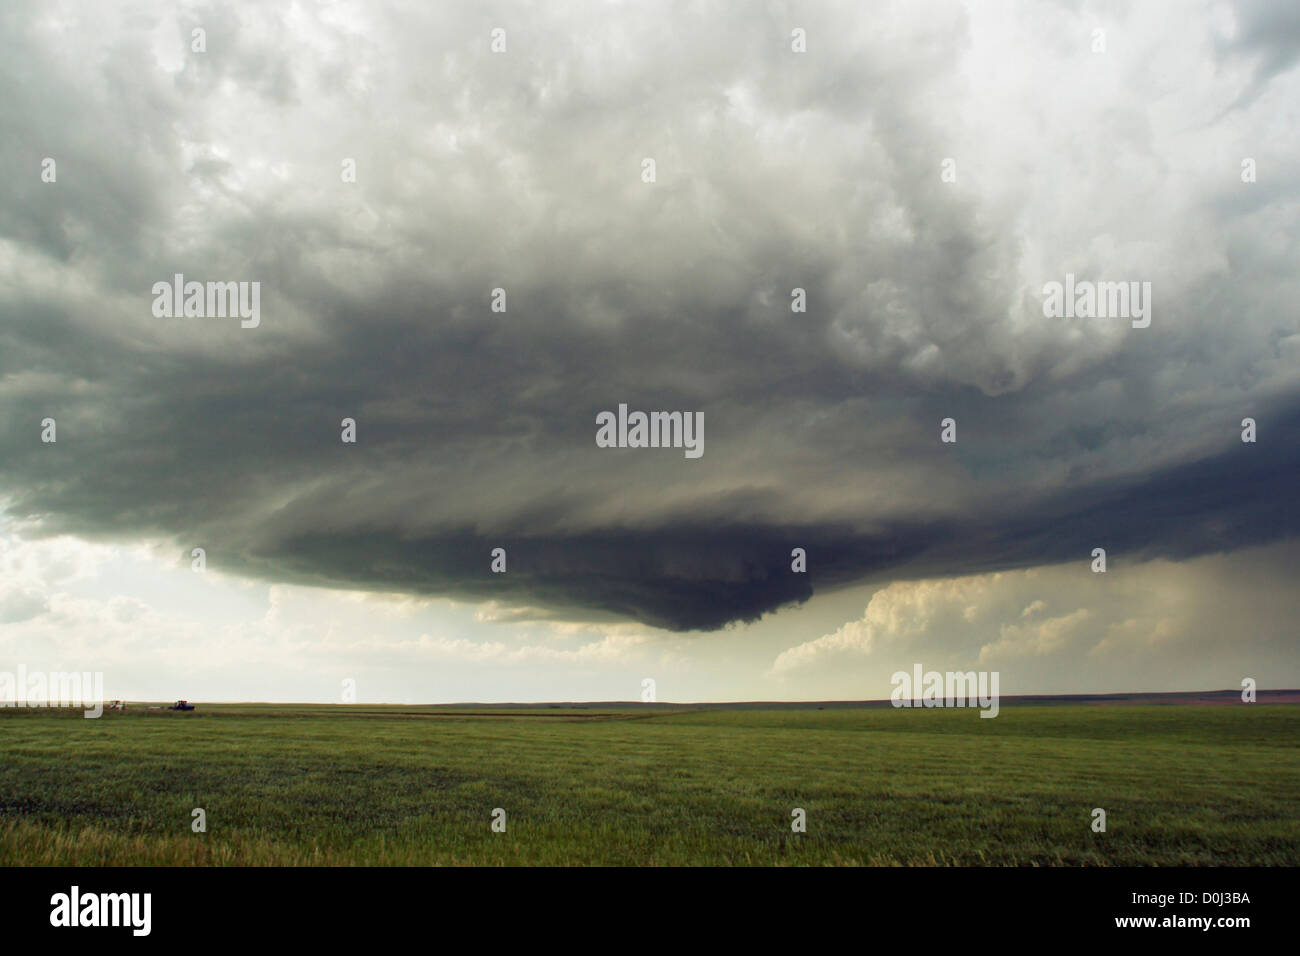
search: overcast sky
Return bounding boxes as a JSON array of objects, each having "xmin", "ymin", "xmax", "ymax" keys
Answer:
[{"xmin": 2, "ymin": 0, "xmax": 1297, "ymax": 702}]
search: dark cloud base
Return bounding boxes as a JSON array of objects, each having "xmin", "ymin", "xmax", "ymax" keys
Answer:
[{"xmin": 207, "ymin": 404, "xmax": 1297, "ymax": 631}]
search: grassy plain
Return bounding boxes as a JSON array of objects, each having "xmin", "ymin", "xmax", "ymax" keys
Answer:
[{"xmin": 1, "ymin": 703, "xmax": 1296, "ymax": 865}]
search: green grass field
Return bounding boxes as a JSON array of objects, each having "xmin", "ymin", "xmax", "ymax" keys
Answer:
[{"xmin": 1, "ymin": 703, "xmax": 1297, "ymax": 865}]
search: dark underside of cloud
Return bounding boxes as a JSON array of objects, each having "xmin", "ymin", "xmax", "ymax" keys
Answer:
[
  {"xmin": 197, "ymin": 403, "xmax": 1300, "ymax": 631},
  {"xmin": 8, "ymin": 395, "xmax": 1292, "ymax": 633}
]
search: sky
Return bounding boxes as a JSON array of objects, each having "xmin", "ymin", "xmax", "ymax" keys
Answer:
[{"xmin": 1, "ymin": 0, "xmax": 1297, "ymax": 703}]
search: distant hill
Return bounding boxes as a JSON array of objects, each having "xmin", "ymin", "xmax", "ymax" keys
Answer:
[{"xmin": 419, "ymin": 689, "xmax": 1300, "ymax": 710}]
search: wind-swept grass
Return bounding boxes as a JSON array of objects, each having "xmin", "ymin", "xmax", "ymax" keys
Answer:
[{"xmin": 2, "ymin": 704, "xmax": 1296, "ymax": 865}]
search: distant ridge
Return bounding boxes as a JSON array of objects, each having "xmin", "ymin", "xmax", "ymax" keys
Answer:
[
  {"xmin": 415, "ymin": 689, "xmax": 1300, "ymax": 710},
  {"xmin": 100, "ymin": 689, "xmax": 1300, "ymax": 709}
]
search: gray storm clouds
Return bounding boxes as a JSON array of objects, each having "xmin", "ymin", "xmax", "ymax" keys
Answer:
[{"xmin": 1, "ymin": 0, "xmax": 1298, "ymax": 631}]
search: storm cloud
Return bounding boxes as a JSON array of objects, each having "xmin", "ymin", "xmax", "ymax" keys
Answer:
[{"xmin": 2, "ymin": 0, "xmax": 1298, "ymax": 631}]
